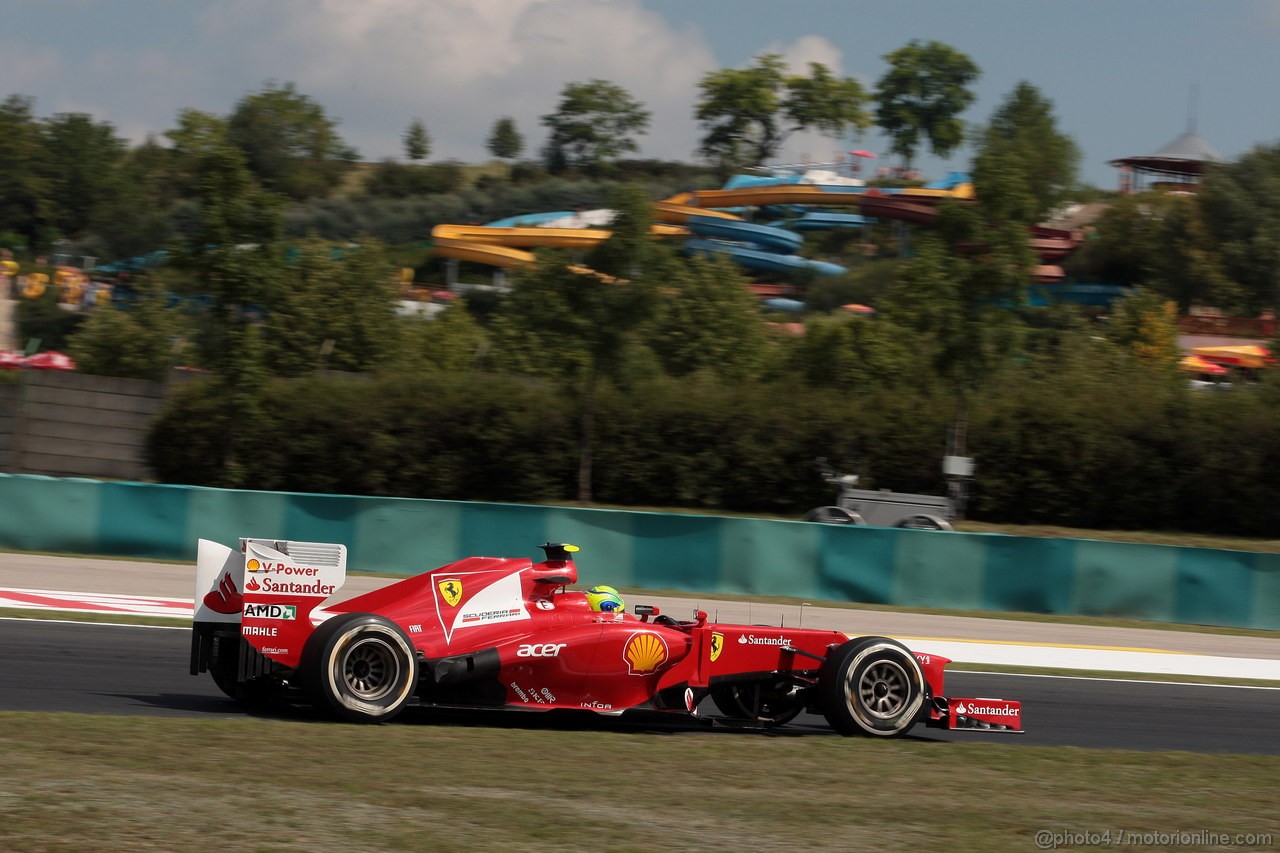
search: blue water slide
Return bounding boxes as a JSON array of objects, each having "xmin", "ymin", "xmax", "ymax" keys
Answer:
[
  {"xmin": 682, "ymin": 238, "xmax": 846, "ymax": 277},
  {"xmin": 922, "ymin": 171, "xmax": 971, "ymax": 191},
  {"xmin": 767, "ymin": 211, "xmax": 869, "ymax": 231},
  {"xmin": 685, "ymin": 214, "xmax": 803, "ymax": 254},
  {"xmin": 484, "ymin": 211, "xmax": 581, "ymax": 228},
  {"xmin": 722, "ymin": 173, "xmax": 805, "ymax": 189}
]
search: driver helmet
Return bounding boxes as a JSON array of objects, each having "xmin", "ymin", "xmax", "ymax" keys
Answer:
[{"xmin": 585, "ymin": 585, "xmax": 625, "ymax": 613}]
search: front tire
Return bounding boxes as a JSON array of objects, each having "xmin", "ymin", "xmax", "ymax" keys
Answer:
[
  {"xmin": 804, "ymin": 506, "xmax": 865, "ymax": 525},
  {"xmin": 301, "ymin": 613, "xmax": 418, "ymax": 723},
  {"xmin": 819, "ymin": 637, "xmax": 924, "ymax": 737}
]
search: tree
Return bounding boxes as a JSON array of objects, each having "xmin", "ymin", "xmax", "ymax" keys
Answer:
[
  {"xmin": 1069, "ymin": 192, "xmax": 1236, "ymax": 310},
  {"xmin": 696, "ymin": 54, "xmax": 870, "ymax": 170},
  {"xmin": 874, "ymin": 40, "xmax": 980, "ymax": 166},
  {"xmin": 403, "ymin": 118, "xmax": 431, "ymax": 162},
  {"xmin": 67, "ymin": 276, "xmax": 190, "ymax": 380},
  {"xmin": 259, "ymin": 238, "xmax": 401, "ymax": 376},
  {"xmin": 226, "ymin": 81, "xmax": 357, "ymax": 200},
  {"xmin": 1197, "ymin": 143, "xmax": 1280, "ymax": 312},
  {"xmin": 974, "ymin": 81, "xmax": 1080, "ymax": 223},
  {"xmin": 792, "ymin": 313, "xmax": 926, "ymax": 391},
  {"xmin": 41, "ymin": 112, "xmax": 127, "ymax": 238},
  {"xmin": 644, "ymin": 254, "xmax": 771, "ymax": 381},
  {"xmin": 486, "ymin": 185, "xmax": 663, "ymax": 499},
  {"xmin": 487, "ymin": 116, "xmax": 524, "ymax": 161},
  {"xmin": 175, "ymin": 139, "xmax": 287, "ymax": 486},
  {"xmin": 541, "ymin": 80, "xmax": 650, "ymax": 172},
  {"xmin": 0, "ymin": 95, "xmax": 53, "ymax": 251},
  {"xmin": 397, "ymin": 303, "xmax": 489, "ymax": 373},
  {"xmin": 1106, "ymin": 287, "xmax": 1181, "ymax": 371},
  {"xmin": 94, "ymin": 136, "xmax": 181, "ymax": 259}
]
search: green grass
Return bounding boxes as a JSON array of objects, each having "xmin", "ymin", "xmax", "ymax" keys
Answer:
[
  {"xmin": 0, "ymin": 608, "xmax": 184, "ymax": 628},
  {"xmin": 0, "ymin": 713, "xmax": 1274, "ymax": 852}
]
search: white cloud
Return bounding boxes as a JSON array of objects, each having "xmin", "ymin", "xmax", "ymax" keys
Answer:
[
  {"xmin": 192, "ymin": 0, "xmax": 719, "ymax": 162},
  {"xmin": 760, "ymin": 36, "xmax": 864, "ymax": 166}
]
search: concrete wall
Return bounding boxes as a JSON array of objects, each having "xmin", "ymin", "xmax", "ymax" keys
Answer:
[
  {"xmin": 2, "ymin": 371, "xmax": 166, "ymax": 480},
  {"xmin": 0, "ymin": 295, "xmax": 15, "ymax": 351},
  {"xmin": 0, "ymin": 383, "xmax": 15, "ymax": 471},
  {"xmin": 1, "ymin": 474, "xmax": 1276, "ymax": 630}
]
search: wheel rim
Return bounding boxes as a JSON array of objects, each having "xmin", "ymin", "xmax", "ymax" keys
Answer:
[
  {"xmin": 340, "ymin": 637, "xmax": 401, "ymax": 702},
  {"xmin": 855, "ymin": 659, "xmax": 910, "ymax": 720}
]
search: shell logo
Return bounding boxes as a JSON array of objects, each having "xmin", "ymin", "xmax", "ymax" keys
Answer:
[
  {"xmin": 246, "ymin": 559, "xmax": 262, "ymax": 573},
  {"xmin": 623, "ymin": 632, "xmax": 668, "ymax": 675}
]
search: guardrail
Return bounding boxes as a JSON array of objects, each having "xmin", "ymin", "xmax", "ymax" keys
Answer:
[{"xmin": 0, "ymin": 473, "xmax": 1275, "ymax": 630}]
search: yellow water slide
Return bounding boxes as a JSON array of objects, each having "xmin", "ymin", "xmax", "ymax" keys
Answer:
[{"xmin": 431, "ymin": 222, "xmax": 689, "ymax": 270}]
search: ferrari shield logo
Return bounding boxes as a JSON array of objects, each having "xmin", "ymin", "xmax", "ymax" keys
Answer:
[
  {"xmin": 438, "ymin": 579, "xmax": 463, "ymax": 607},
  {"xmin": 709, "ymin": 632, "xmax": 724, "ymax": 663}
]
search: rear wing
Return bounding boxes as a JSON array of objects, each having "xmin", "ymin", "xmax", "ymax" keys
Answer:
[{"xmin": 193, "ymin": 537, "xmax": 347, "ymax": 667}]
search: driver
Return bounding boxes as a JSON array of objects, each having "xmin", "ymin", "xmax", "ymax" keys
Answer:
[{"xmin": 585, "ymin": 585, "xmax": 625, "ymax": 614}]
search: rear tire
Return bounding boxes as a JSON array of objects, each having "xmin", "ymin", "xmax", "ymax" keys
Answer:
[
  {"xmin": 301, "ymin": 613, "xmax": 418, "ymax": 723},
  {"xmin": 895, "ymin": 514, "xmax": 953, "ymax": 531},
  {"xmin": 819, "ymin": 637, "xmax": 924, "ymax": 737}
]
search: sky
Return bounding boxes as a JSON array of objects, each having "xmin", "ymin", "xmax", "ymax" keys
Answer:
[{"xmin": 3, "ymin": 0, "xmax": 1280, "ymax": 189}]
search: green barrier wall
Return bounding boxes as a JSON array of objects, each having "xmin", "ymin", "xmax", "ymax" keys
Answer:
[{"xmin": 1, "ymin": 474, "xmax": 1276, "ymax": 630}]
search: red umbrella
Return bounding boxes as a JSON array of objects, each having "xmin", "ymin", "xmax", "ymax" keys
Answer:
[
  {"xmin": 849, "ymin": 149, "xmax": 876, "ymax": 159},
  {"xmin": 23, "ymin": 351, "xmax": 76, "ymax": 371}
]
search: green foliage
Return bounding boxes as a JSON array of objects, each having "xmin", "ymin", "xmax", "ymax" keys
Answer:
[
  {"xmin": 145, "ymin": 349, "xmax": 1280, "ymax": 536},
  {"xmin": 66, "ymin": 277, "xmax": 191, "ymax": 380},
  {"xmin": 363, "ymin": 160, "xmax": 464, "ymax": 199},
  {"xmin": 150, "ymin": 373, "xmax": 577, "ymax": 502},
  {"xmin": 487, "ymin": 117, "xmax": 524, "ymax": 161},
  {"xmin": 394, "ymin": 303, "xmax": 489, "ymax": 374},
  {"xmin": 93, "ymin": 138, "xmax": 181, "ymax": 259},
  {"xmin": 1104, "ymin": 287, "xmax": 1181, "ymax": 371},
  {"xmin": 403, "ymin": 119, "xmax": 431, "ymax": 162},
  {"xmin": 1196, "ymin": 142, "xmax": 1280, "ymax": 312},
  {"xmin": 40, "ymin": 112, "xmax": 127, "ymax": 238},
  {"xmin": 259, "ymin": 239, "xmax": 401, "ymax": 376},
  {"xmin": 973, "ymin": 82, "xmax": 1080, "ymax": 224},
  {"xmin": 1067, "ymin": 192, "xmax": 1236, "ymax": 310},
  {"xmin": 227, "ymin": 81, "xmax": 356, "ymax": 200},
  {"xmin": 874, "ymin": 40, "xmax": 980, "ymax": 166},
  {"xmin": 541, "ymin": 80, "xmax": 651, "ymax": 173},
  {"xmin": 0, "ymin": 95, "xmax": 54, "ymax": 250},
  {"xmin": 696, "ymin": 54, "xmax": 870, "ymax": 171},
  {"xmin": 644, "ymin": 255, "xmax": 771, "ymax": 381},
  {"xmin": 791, "ymin": 314, "xmax": 931, "ymax": 392},
  {"xmin": 15, "ymin": 284, "xmax": 86, "ymax": 351}
]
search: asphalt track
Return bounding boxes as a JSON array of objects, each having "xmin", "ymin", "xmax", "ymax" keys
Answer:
[{"xmin": 3, "ymin": 618, "xmax": 1277, "ymax": 755}]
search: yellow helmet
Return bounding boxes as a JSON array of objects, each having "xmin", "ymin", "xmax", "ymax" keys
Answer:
[{"xmin": 585, "ymin": 585, "xmax": 625, "ymax": 613}]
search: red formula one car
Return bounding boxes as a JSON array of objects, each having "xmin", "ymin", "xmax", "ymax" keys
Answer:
[{"xmin": 191, "ymin": 539, "xmax": 1022, "ymax": 737}]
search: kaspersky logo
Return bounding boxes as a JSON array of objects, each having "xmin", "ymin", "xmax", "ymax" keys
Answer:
[
  {"xmin": 438, "ymin": 579, "xmax": 463, "ymax": 607},
  {"xmin": 956, "ymin": 702, "xmax": 1019, "ymax": 717},
  {"xmin": 623, "ymin": 632, "xmax": 668, "ymax": 675},
  {"xmin": 709, "ymin": 632, "xmax": 724, "ymax": 662}
]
